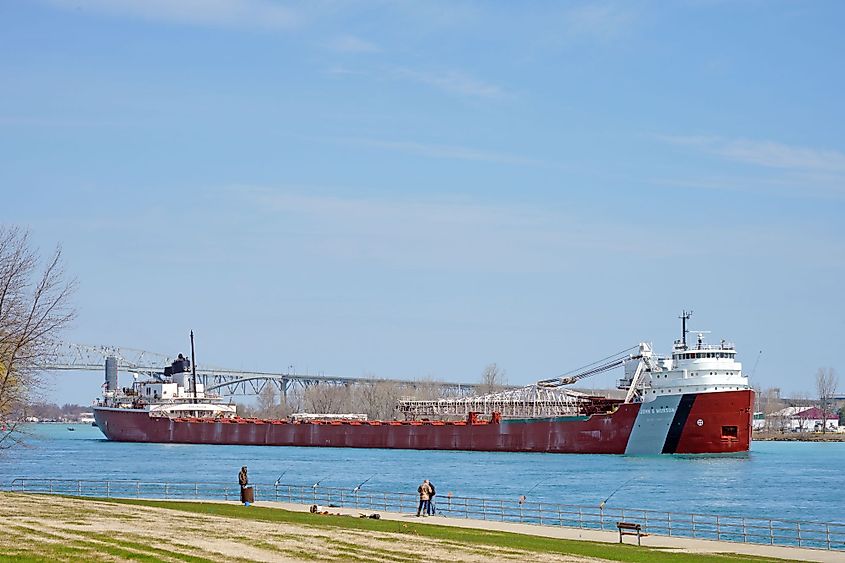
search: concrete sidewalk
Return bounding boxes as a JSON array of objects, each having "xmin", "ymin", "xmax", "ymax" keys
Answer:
[{"xmin": 237, "ymin": 499, "xmax": 841, "ymax": 563}]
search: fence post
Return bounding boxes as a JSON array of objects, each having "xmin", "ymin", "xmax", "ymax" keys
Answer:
[
  {"xmin": 692, "ymin": 514, "xmax": 696, "ymax": 538},
  {"xmin": 578, "ymin": 508, "xmax": 583, "ymax": 529},
  {"xmin": 716, "ymin": 515, "xmax": 720, "ymax": 540},
  {"xmin": 106, "ymin": 481, "xmax": 110, "ymax": 498},
  {"xmin": 825, "ymin": 524, "xmax": 830, "ymax": 550},
  {"xmin": 742, "ymin": 517, "xmax": 747, "ymax": 543},
  {"xmin": 668, "ymin": 513, "xmax": 672, "ymax": 537},
  {"xmin": 164, "ymin": 483, "xmax": 169, "ymax": 499},
  {"xmin": 195, "ymin": 483, "xmax": 198, "ymax": 499},
  {"xmin": 796, "ymin": 522, "xmax": 801, "ymax": 547},
  {"xmin": 559, "ymin": 507, "xmax": 563, "ymax": 528},
  {"xmin": 769, "ymin": 520, "xmax": 774, "ymax": 545},
  {"xmin": 77, "ymin": 480, "xmax": 81, "ymax": 496},
  {"xmin": 482, "ymin": 499, "xmax": 487, "ymax": 521}
]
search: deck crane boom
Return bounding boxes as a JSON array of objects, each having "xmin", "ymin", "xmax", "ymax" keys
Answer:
[
  {"xmin": 536, "ymin": 343, "xmax": 658, "ymax": 404},
  {"xmin": 536, "ymin": 346, "xmax": 642, "ymax": 388}
]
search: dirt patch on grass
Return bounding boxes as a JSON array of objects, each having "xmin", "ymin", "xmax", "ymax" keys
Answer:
[{"xmin": 0, "ymin": 493, "xmax": 597, "ymax": 562}]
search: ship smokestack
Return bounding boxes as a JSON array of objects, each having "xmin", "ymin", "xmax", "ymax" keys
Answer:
[{"xmin": 105, "ymin": 355, "xmax": 118, "ymax": 391}]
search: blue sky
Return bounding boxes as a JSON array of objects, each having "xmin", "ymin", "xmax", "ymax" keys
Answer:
[{"xmin": 2, "ymin": 1, "xmax": 843, "ymax": 404}]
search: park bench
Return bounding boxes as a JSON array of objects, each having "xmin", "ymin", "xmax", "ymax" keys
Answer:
[{"xmin": 616, "ymin": 521, "xmax": 649, "ymax": 546}]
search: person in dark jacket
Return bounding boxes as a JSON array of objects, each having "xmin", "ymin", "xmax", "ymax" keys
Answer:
[
  {"xmin": 428, "ymin": 481, "xmax": 436, "ymax": 515},
  {"xmin": 238, "ymin": 466, "xmax": 249, "ymax": 504}
]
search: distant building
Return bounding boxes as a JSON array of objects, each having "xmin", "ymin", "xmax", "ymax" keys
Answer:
[{"xmin": 769, "ymin": 406, "xmax": 840, "ymax": 432}]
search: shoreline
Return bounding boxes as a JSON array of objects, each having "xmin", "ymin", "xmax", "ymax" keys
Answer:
[{"xmin": 753, "ymin": 432, "xmax": 845, "ymax": 442}]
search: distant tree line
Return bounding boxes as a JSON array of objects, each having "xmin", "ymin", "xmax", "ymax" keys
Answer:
[
  {"xmin": 24, "ymin": 402, "xmax": 90, "ymax": 422},
  {"xmin": 240, "ymin": 363, "xmax": 508, "ymax": 420},
  {"xmin": 755, "ymin": 367, "xmax": 842, "ymax": 433}
]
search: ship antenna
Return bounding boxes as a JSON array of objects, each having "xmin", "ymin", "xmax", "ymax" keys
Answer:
[
  {"xmin": 190, "ymin": 330, "xmax": 197, "ymax": 403},
  {"xmin": 679, "ymin": 310, "xmax": 692, "ymax": 348},
  {"xmin": 750, "ymin": 350, "xmax": 763, "ymax": 379}
]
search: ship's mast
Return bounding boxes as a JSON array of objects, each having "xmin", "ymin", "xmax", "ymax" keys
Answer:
[
  {"xmin": 190, "ymin": 330, "xmax": 197, "ymax": 403},
  {"xmin": 680, "ymin": 310, "xmax": 692, "ymax": 349}
]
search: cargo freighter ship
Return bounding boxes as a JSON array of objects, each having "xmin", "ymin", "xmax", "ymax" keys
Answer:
[{"xmin": 93, "ymin": 314, "xmax": 753, "ymax": 454}]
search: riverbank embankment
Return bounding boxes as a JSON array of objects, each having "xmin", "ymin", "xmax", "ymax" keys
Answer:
[{"xmin": 1, "ymin": 492, "xmax": 837, "ymax": 562}]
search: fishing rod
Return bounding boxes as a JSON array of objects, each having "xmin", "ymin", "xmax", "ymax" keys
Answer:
[
  {"xmin": 312, "ymin": 476, "xmax": 329, "ymax": 489},
  {"xmin": 519, "ymin": 481, "xmax": 544, "ymax": 504},
  {"xmin": 274, "ymin": 470, "xmax": 287, "ymax": 486},
  {"xmin": 352, "ymin": 474, "xmax": 375, "ymax": 493},
  {"xmin": 599, "ymin": 476, "xmax": 638, "ymax": 510}
]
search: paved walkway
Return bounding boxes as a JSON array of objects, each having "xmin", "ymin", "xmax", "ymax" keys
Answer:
[{"xmin": 234, "ymin": 499, "xmax": 841, "ymax": 563}]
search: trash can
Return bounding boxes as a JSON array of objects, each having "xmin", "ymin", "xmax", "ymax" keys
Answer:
[{"xmin": 241, "ymin": 485, "xmax": 254, "ymax": 505}]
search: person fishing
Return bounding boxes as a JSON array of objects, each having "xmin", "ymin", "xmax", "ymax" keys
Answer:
[{"xmin": 238, "ymin": 466, "xmax": 250, "ymax": 505}]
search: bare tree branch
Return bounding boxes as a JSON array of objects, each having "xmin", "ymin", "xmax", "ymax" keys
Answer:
[
  {"xmin": 816, "ymin": 367, "xmax": 839, "ymax": 434},
  {"xmin": 0, "ymin": 226, "xmax": 76, "ymax": 449}
]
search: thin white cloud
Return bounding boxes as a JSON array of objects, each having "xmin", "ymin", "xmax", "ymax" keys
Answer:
[
  {"xmin": 222, "ymin": 187, "xmax": 660, "ymax": 273},
  {"xmin": 393, "ymin": 67, "xmax": 504, "ymax": 99},
  {"xmin": 333, "ymin": 137, "xmax": 547, "ymax": 167},
  {"xmin": 46, "ymin": 0, "xmax": 298, "ymax": 29},
  {"xmin": 562, "ymin": 3, "xmax": 637, "ymax": 41},
  {"xmin": 327, "ymin": 35, "xmax": 380, "ymax": 54},
  {"xmin": 220, "ymin": 187, "xmax": 841, "ymax": 274},
  {"xmin": 661, "ymin": 135, "xmax": 845, "ymax": 173}
]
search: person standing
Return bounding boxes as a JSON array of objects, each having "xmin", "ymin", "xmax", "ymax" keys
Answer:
[
  {"xmin": 428, "ymin": 481, "xmax": 436, "ymax": 515},
  {"xmin": 416, "ymin": 479, "xmax": 432, "ymax": 517},
  {"xmin": 238, "ymin": 466, "xmax": 250, "ymax": 505}
]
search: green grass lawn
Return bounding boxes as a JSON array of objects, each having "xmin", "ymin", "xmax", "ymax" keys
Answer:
[{"xmin": 90, "ymin": 497, "xmax": 798, "ymax": 563}]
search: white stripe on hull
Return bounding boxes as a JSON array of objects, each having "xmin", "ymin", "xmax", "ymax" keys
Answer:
[{"xmin": 624, "ymin": 395, "xmax": 682, "ymax": 455}]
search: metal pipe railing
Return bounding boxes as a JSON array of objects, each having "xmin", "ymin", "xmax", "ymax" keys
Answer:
[{"xmin": 6, "ymin": 477, "xmax": 844, "ymax": 551}]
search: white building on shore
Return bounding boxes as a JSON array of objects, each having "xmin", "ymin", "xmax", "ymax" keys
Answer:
[{"xmin": 768, "ymin": 406, "xmax": 840, "ymax": 433}]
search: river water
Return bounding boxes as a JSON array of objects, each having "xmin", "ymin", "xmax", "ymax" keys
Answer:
[{"xmin": 3, "ymin": 424, "xmax": 843, "ymax": 524}]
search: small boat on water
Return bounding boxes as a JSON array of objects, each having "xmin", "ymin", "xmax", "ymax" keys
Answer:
[
  {"xmin": 93, "ymin": 313, "xmax": 753, "ymax": 455},
  {"xmin": 67, "ymin": 427, "xmax": 75, "ymax": 431}
]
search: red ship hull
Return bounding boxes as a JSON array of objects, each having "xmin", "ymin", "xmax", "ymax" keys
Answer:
[{"xmin": 94, "ymin": 390, "xmax": 753, "ymax": 454}]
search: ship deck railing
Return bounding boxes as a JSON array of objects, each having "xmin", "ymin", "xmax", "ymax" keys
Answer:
[{"xmin": 6, "ymin": 477, "xmax": 844, "ymax": 552}]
